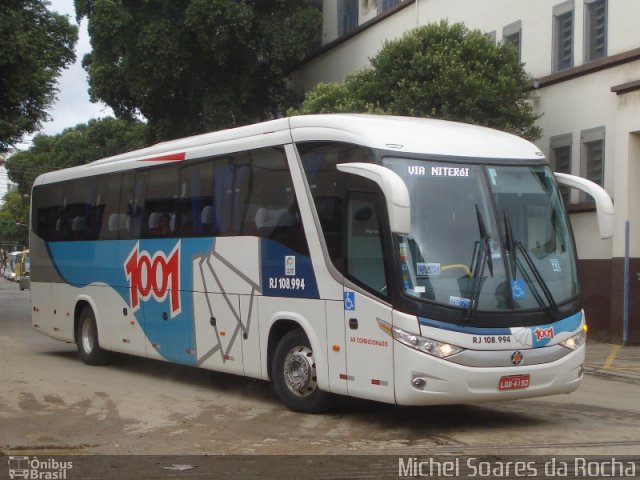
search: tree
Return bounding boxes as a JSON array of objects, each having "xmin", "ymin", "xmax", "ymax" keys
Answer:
[
  {"xmin": 76, "ymin": 0, "xmax": 322, "ymax": 141},
  {"xmin": 5, "ymin": 117, "xmax": 149, "ymax": 194},
  {"xmin": 292, "ymin": 21, "xmax": 542, "ymax": 141},
  {"xmin": 0, "ymin": 0, "xmax": 78, "ymax": 152},
  {"xmin": 0, "ymin": 189, "xmax": 29, "ymax": 248}
]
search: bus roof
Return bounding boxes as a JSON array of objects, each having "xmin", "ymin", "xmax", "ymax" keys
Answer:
[{"xmin": 34, "ymin": 114, "xmax": 545, "ymax": 185}]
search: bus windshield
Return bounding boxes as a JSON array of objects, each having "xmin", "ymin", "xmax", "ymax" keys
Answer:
[{"xmin": 384, "ymin": 158, "xmax": 579, "ymax": 315}]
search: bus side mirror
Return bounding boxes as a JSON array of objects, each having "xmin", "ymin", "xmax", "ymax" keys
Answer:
[
  {"xmin": 337, "ymin": 163, "xmax": 411, "ymax": 234},
  {"xmin": 554, "ymin": 172, "xmax": 614, "ymax": 239}
]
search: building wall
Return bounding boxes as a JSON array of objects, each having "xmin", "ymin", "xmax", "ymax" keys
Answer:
[
  {"xmin": 293, "ymin": 0, "xmax": 640, "ymax": 343},
  {"xmin": 0, "ymin": 157, "xmax": 17, "ymax": 205}
]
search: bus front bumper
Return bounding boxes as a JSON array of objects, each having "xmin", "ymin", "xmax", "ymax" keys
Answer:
[{"xmin": 393, "ymin": 341, "xmax": 585, "ymax": 406}]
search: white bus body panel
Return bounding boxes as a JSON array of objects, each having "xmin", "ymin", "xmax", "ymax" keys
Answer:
[{"xmin": 343, "ymin": 289, "xmax": 395, "ymax": 403}]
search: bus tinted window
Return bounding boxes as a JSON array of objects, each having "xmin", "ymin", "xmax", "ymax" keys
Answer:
[
  {"xmin": 33, "ymin": 146, "xmax": 307, "ymax": 253},
  {"xmin": 179, "ymin": 160, "xmax": 214, "ymax": 236},
  {"xmin": 346, "ymin": 191, "xmax": 388, "ymax": 296},
  {"xmin": 61, "ymin": 179, "xmax": 96, "ymax": 241},
  {"xmin": 298, "ymin": 142, "xmax": 373, "ymax": 271},
  {"xmin": 99, "ymin": 174, "xmax": 125, "ymax": 240},
  {"xmin": 33, "ymin": 183, "xmax": 62, "ymax": 241},
  {"xmin": 249, "ymin": 148, "xmax": 307, "ymax": 254},
  {"xmin": 143, "ymin": 167, "xmax": 179, "ymax": 238}
]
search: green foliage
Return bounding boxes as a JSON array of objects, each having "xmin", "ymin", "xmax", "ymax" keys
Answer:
[
  {"xmin": 0, "ymin": 189, "xmax": 29, "ymax": 247},
  {"xmin": 77, "ymin": 0, "xmax": 322, "ymax": 141},
  {"xmin": 0, "ymin": 0, "xmax": 78, "ymax": 151},
  {"xmin": 293, "ymin": 21, "xmax": 542, "ymax": 141},
  {"xmin": 5, "ymin": 117, "xmax": 149, "ymax": 194}
]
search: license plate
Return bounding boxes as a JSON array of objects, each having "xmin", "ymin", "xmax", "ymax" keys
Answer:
[{"xmin": 499, "ymin": 374, "xmax": 530, "ymax": 391}]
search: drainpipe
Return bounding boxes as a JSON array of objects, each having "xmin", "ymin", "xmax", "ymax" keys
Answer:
[{"xmin": 623, "ymin": 220, "xmax": 630, "ymax": 345}]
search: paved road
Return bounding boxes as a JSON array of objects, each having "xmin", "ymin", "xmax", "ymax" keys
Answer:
[{"xmin": 0, "ymin": 280, "xmax": 639, "ymax": 477}]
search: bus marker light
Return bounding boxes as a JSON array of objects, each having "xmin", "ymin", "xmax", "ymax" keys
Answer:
[
  {"xmin": 332, "ymin": 345, "xmax": 340, "ymax": 352},
  {"xmin": 412, "ymin": 377, "xmax": 427, "ymax": 388},
  {"xmin": 377, "ymin": 319, "xmax": 393, "ymax": 336}
]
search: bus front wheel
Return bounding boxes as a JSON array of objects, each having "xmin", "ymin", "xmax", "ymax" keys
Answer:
[
  {"xmin": 271, "ymin": 329, "xmax": 331, "ymax": 413},
  {"xmin": 77, "ymin": 306, "xmax": 109, "ymax": 366}
]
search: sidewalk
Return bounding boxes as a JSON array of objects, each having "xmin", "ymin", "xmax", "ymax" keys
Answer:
[{"xmin": 584, "ymin": 339, "xmax": 640, "ymax": 384}]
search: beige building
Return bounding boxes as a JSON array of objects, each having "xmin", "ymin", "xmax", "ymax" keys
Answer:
[{"xmin": 293, "ymin": 0, "xmax": 639, "ymax": 343}]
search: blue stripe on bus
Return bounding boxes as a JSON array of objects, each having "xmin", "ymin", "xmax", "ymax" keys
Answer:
[
  {"xmin": 418, "ymin": 317, "xmax": 512, "ymax": 335},
  {"xmin": 46, "ymin": 237, "xmax": 319, "ymax": 365},
  {"xmin": 419, "ymin": 310, "xmax": 583, "ymax": 347}
]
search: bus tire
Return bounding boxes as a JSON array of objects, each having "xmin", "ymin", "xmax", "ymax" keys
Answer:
[
  {"xmin": 77, "ymin": 306, "xmax": 109, "ymax": 366},
  {"xmin": 271, "ymin": 329, "xmax": 332, "ymax": 413}
]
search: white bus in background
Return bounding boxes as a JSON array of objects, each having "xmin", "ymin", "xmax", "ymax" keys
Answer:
[{"xmin": 29, "ymin": 114, "xmax": 613, "ymax": 412}]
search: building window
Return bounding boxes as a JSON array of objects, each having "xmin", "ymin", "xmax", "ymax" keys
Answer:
[
  {"xmin": 378, "ymin": 0, "xmax": 401, "ymax": 14},
  {"xmin": 553, "ymin": 1, "xmax": 574, "ymax": 72},
  {"xmin": 580, "ymin": 126, "xmax": 605, "ymax": 202},
  {"xmin": 585, "ymin": 0, "xmax": 607, "ymax": 62},
  {"xmin": 550, "ymin": 134, "xmax": 573, "ymax": 203},
  {"xmin": 503, "ymin": 21, "xmax": 522, "ymax": 63},
  {"xmin": 338, "ymin": 0, "xmax": 358, "ymax": 37}
]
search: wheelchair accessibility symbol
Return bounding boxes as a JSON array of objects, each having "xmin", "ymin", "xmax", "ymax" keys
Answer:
[
  {"xmin": 344, "ymin": 292, "xmax": 356, "ymax": 311},
  {"xmin": 511, "ymin": 280, "xmax": 527, "ymax": 300}
]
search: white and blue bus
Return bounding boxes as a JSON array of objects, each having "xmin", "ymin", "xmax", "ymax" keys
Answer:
[{"xmin": 30, "ymin": 114, "xmax": 614, "ymax": 412}]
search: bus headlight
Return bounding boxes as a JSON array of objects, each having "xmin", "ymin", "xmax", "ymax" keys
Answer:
[
  {"xmin": 560, "ymin": 326, "xmax": 587, "ymax": 350},
  {"xmin": 392, "ymin": 326, "xmax": 463, "ymax": 359}
]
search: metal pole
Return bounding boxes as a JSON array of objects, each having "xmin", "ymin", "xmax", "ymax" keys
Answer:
[{"xmin": 623, "ymin": 220, "xmax": 630, "ymax": 346}]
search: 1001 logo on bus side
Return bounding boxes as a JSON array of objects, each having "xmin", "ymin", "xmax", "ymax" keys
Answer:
[{"xmin": 124, "ymin": 242, "xmax": 181, "ymax": 317}]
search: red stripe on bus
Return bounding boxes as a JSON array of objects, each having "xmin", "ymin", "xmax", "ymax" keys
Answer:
[{"xmin": 140, "ymin": 152, "xmax": 186, "ymax": 162}]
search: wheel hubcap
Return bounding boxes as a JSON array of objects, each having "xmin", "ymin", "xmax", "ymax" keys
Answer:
[
  {"xmin": 81, "ymin": 318, "xmax": 94, "ymax": 353},
  {"xmin": 283, "ymin": 346, "xmax": 317, "ymax": 397}
]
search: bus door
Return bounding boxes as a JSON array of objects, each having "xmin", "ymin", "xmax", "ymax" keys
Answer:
[{"xmin": 343, "ymin": 191, "xmax": 395, "ymax": 403}]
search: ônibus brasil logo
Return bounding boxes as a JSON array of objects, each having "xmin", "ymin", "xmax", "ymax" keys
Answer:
[{"xmin": 124, "ymin": 241, "xmax": 181, "ymax": 317}]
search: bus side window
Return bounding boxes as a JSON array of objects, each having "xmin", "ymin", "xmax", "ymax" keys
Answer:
[
  {"xmin": 33, "ymin": 184, "xmax": 62, "ymax": 241},
  {"xmin": 298, "ymin": 141, "xmax": 374, "ymax": 273},
  {"xmin": 142, "ymin": 166, "xmax": 179, "ymax": 238},
  {"xmin": 247, "ymin": 147, "xmax": 308, "ymax": 255},
  {"xmin": 99, "ymin": 174, "xmax": 124, "ymax": 240},
  {"xmin": 179, "ymin": 161, "xmax": 214, "ymax": 236},
  {"xmin": 345, "ymin": 191, "xmax": 388, "ymax": 297}
]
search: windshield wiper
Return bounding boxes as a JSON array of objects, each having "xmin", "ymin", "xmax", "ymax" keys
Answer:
[
  {"xmin": 503, "ymin": 212, "xmax": 560, "ymax": 320},
  {"xmin": 464, "ymin": 206, "xmax": 493, "ymax": 321}
]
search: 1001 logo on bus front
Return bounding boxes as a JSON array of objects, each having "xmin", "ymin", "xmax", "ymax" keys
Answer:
[{"xmin": 124, "ymin": 242, "xmax": 181, "ymax": 317}]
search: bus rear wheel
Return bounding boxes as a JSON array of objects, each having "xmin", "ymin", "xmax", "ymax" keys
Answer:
[
  {"xmin": 77, "ymin": 306, "xmax": 109, "ymax": 366},
  {"xmin": 271, "ymin": 329, "xmax": 331, "ymax": 413}
]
